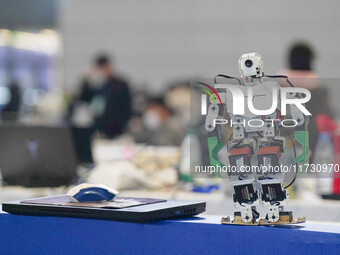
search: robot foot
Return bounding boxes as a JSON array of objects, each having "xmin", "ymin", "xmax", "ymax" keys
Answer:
[
  {"xmin": 221, "ymin": 209, "xmax": 260, "ymax": 226},
  {"xmin": 259, "ymin": 211, "xmax": 306, "ymax": 225},
  {"xmin": 221, "ymin": 211, "xmax": 306, "ymax": 226}
]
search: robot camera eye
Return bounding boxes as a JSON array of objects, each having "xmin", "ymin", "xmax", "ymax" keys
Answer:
[
  {"xmin": 238, "ymin": 52, "xmax": 263, "ymax": 78},
  {"xmin": 245, "ymin": 59, "xmax": 253, "ymax": 68}
]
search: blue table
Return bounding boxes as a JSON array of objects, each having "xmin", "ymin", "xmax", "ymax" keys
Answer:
[{"xmin": 1, "ymin": 212, "xmax": 340, "ymax": 255}]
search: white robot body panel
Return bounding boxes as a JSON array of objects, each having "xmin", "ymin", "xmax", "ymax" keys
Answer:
[{"xmin": 225, "ymin": 81, "xmax": 280, "ymax": 119}]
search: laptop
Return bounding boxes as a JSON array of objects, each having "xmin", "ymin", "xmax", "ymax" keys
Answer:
[
  {"xmin": 2, "ymin": 195, "xmax": 206, "ymax": 222},
  {"xmin": 0, "ymin": 125, "xmax": 78, "ymax": 187},
  {"xmin": 71, "ymin": 127, "xmax": 94, "ymax": 164}
]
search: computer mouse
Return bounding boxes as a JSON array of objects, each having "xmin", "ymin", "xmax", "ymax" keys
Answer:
[{"xmin": 67, "ymin": 183, "xmax": 119, "ymax": 202}]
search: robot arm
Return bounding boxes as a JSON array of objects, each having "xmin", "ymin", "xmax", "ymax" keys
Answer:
[{"xmin": 204, "ymin": 92, "xmax": 228, "ymax": 171}]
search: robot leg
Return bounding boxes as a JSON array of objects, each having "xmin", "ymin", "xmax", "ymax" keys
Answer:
[
  {"xmin": 256, "ymin": 145, "xmax": 292, "ymax": 224},
  {"xmin": 224, "ymin": 146, "xmax": 260, "ymax": 224}
]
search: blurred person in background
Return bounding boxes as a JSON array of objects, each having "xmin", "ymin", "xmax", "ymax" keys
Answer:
[
  {"xmin": 1, "ymin": 81, "xmax": 21, "ymax": 122},
  {"xmin": 281, "ymin": 42, "xmax": 333, "ymax": 160},
  {"xmin": 67, "ymin": 54, "xmax": 132, "ymax": 138},
  {"xmin": 164, "ymin": 83, "xmax": 191, "ymax": 129},
  {"xmin": 130, "ymin": 96, "xmax": 184, "ymax": 146}
]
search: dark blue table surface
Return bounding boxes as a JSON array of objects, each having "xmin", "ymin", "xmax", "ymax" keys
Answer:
[{"xmin": 1, "ymin": 212, "xmax": 340, "ymax": 255}]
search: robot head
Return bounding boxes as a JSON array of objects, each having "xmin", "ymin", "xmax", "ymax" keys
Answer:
[{"xmin": 238, "ymin": 52, "xmax": 263, "ymax": 78}]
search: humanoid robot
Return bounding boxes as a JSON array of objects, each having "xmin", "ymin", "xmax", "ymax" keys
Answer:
[{"xmin": 203, "ymin": 53, "xmax": 309, "ymax": 225}]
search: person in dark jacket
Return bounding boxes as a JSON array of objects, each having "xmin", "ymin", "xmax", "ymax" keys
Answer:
[{"xmin": 68, "ymin": 54, "xmax": 131, "ymax": 138}]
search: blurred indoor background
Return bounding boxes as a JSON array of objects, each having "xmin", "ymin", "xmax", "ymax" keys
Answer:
[{"xmin": 1, "ymin": 0, "xmax": 340, "ymax": 222}]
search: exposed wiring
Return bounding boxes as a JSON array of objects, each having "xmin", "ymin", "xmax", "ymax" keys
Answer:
[
  {"xmin": 258, "ymin": 176, "xmax": 273, "ymax": 180},
  {"xmin": 214, "ymin": 74, "xmax": 242, "ymax": 85},
  {"xmin": 238, "ymin": 174, "xmax": 249, "ymax": 180},
  {"xmin": 262, "ymin": 74, "xmax": 295, "ymax": 88},
  {"xmin": 252, "ymin": 208, "xmax": 260, "ymax": 219},
  {"xmin": 228, "ymin": 133, "xmax": 233, "ymax": 141},
  {"xmin": 284, "ymin": 134, "xmax": 298, "ymax": 189},
  {"xmin": 214, "ymin": 73, "xmax": 295, "ymax": 87}
]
